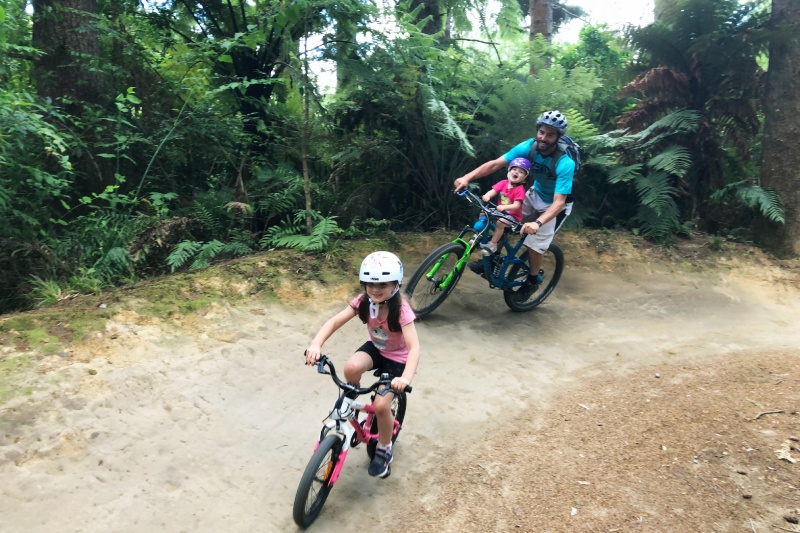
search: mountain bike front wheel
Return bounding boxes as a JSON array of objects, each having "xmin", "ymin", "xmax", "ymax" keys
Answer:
[
  {"xmin": 293, "ymin": 434, "xmax": 343, "ymax": 528},
  {"xmin": 405, "ymin": 242, "xmax": 466, "ymax": 318},
  {"xmin": 503, "ymin": 243, "xmax": 564, "ymax": 312},
  {"xmin": 366, "ymin": 390, "xmax": 407, "ymax": 460}
]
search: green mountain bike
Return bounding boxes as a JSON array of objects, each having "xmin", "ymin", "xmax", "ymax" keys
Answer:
[{"xmin": 405, "ymin": 189, "xmax": 564, "ymax": 317}]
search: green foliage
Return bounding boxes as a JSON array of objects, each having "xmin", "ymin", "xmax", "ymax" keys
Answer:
[
  {"xmin": 260, "ymin": 213, "xmax": 342, "ymax": 252},
  {"xmin": 589, "ymin": 109, "xmax": 702, "ymax": 242},
  {"xmin": 710, "ymin": 181, "xmax": 785, "ymax": 223},
  {"xmin": 167, "ymin": 241, "xmax": 202, "ymax": 272},
  {"xmin": 620, "ymin": 0, "xmax": 771, "ymax": 234}
]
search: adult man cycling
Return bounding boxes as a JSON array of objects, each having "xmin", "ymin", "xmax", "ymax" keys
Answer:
[{"xmin": 454, "ymin": 110, "xmax": 575, "ymax": 300}]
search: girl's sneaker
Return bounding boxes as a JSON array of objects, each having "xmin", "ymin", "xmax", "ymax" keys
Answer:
[
  {"xmin": 480, "ymin": 242, "xmax": 498, "ymax": 256},
  {"xmin": 368, "ymin": 446, "xmax": 393, "ymax": 478}
]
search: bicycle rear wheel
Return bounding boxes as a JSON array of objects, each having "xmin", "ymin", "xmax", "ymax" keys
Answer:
[
  {"xmin": 293, "ymin": 434, "xmax": 343, "ymax": 528},
  {"xmin": 366, "ymin": 391, "xmax": 407, "ymax": 460},
  {"xmin": 503, "ymin": 243, "xmax": 564, "ymax": 312},
  {"xmin": 405, "ymin": 242, "xmax": 466, "ymax": 318}
]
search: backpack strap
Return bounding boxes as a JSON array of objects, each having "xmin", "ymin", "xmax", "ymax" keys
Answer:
[{"xmin": 528, "ymin": 143, "xmax": 565, "ymax": 180}]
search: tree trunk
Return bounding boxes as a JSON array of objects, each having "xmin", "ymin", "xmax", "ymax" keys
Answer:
[
  {"xmin": 530, "ymin": 0, "xmax": 552, "ymax": 43},
  {"xmin": 529, "ymin": 0, "xmax": 552, "ymax": 74},
  {"xmin": 755, "ymin": 0, "xmax": 800, "ymax": 257},
  {"xmin": 31, "ymin": 0, "xmax": 107, "ymax": 109}
]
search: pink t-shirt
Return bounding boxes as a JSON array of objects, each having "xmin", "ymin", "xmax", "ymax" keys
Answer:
[
  {"xmin": 350, "ymin": 294, "xmax": 417, "ymax": 363},
  {"xmin": 492, "ymin": 180, "xmax": 526, "ymax": 221}
]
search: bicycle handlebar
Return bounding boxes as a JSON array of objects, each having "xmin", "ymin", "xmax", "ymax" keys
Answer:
[
  {"xmin": 313, "ymin": 355, "xmax": 413, "ymax": 395},
  {"xmin": 457, "ymin": 189, "xmax": 523, "ymax": 233}
]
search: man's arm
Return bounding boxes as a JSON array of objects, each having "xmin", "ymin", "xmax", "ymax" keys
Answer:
[
  {"xmin": 454, "ymin": 156, "xmax": 506, "ymax": 192},
  {"xmin": 520, "ymin": 194, "xmax": 567, "ymax": 235}
]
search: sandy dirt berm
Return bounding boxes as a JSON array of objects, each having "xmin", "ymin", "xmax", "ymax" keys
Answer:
[{"xmin": 0, "ymin": 233, "xmax": 798, "ymax": 532}]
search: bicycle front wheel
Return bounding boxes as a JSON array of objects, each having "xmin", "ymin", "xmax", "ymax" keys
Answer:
[
  {"xmin": 503, "ymin": 243, "xmax": 564, "ymax": 312},
  {"xmin": 405, "ymin": 242, "xmax": 466, "ymax": 318},
  {"xmin": 293, "ymin": 434, "xmax": 343, "ymax": 528},
  {"xmin": 366, "ymin": 390, "xmax": 408, "ymax": 460}
]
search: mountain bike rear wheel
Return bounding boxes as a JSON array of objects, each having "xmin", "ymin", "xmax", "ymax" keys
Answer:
[
  {"xmin": 366, "ymin": 390, "xmax": 407, "ymax": 460},
  {"xmin": 405, "ymin": 242, "xmax": 466, "ymax": 318},
  {"xmin": 503, "ymin": 243, "xmax": 564, "ymax": 312},
  {"xmin": 293, "ymin": 434, "xmax": 343, "ymax": 528}
]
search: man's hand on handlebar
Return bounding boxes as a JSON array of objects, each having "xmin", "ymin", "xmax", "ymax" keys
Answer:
[
  {"xmin": 520, "ymin": 221, "xmax": 539, "ymax": 236},
  {"xmin": 453, "ymin": 176, "xmax": 470, "ymax": 192}
]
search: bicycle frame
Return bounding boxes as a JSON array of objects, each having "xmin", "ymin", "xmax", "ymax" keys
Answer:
[
  {"xmin": 423, "ymin": 190, "xmax": 531, "ymax": 291},
  {"xmin": 311, "ymin": 358, "xmax": 405, "ymax": 486},
  {"xmin": 315, "ymin": 395, "xmax": 401, "ymax": 486}
]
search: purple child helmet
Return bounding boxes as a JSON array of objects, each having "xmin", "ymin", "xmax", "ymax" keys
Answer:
[{"xmin": 508, "ymin": 157, "xmax": 532, "ymax": 174}]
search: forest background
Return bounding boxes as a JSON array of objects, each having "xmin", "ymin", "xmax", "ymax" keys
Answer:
[{"xmin": 0, "ymin": 0, "xmax": 798, "ymax": 314}]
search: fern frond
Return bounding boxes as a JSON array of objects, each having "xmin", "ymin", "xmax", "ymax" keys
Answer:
[
  {"xmin": 420, "ymin": 84, "xmax": 475, "ymax": 157},
  {"xmin": 193, "ymin": 202, "xmax": 223, "ymax": 234},
  {"xmin": 565, "ymin": 108, "xmax": 599, "ymax": 141},
  {"xmin": 259, "ymin": 218, "xmax": 304, "ymax": 249},
  {"xmin": 306, "ymin": 217, "xmax": 342, "ymax": 252},
  {"xmin": 190, "ymin": 240, "xmax": 225, "ymax": 269},
  {"xmin": 635, "ymin": 171, "xmax": 679, "ymax": 217},
  {"xmin": 607, "ymin": 164, "xmax": 645, "ymax": 184},
  {"xmin": 637, "ymin": 109, "xmax": 701, "ymax": 140},
  {"xmin": 637, "ymin": 201, "xmax": 681, "ymax": 244},
  {"xmin": 167, "ymin": 240, "xmax": 202, "ymax": 272},
  {"xmin": 711, "ymin": 182, "xmax": 785, "ymax": 223},
  {"xmin": 94, "ymin": 247, "xmax": 133, "ymax": 280},
  {"xmin": 647, "ymin": 145, "xmax": 692, "ymax": 178},
  {"xmin": 222, "ymin": 241, "xmax": 254, "ymax": 257}
]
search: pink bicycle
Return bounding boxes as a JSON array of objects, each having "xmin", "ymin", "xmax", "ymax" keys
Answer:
[{"xmin": 293, "ymin": 355, "xmax": 411, "ymax": 528}]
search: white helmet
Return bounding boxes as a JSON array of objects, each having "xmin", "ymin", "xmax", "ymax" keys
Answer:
[{"xmin": 359, "ymin": 251, "xmax": 403, "ymax": 286}]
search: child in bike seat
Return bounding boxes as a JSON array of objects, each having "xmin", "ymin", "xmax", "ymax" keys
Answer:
[
  {"xmin": 305, "ymin": 251, "xmax": 420, "ymax": 478},
  {"xmin": 478, "ymin": 157, "xmax": 530, "ymax": 256}
]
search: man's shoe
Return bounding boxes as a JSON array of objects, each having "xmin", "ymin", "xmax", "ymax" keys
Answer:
[
  {"xmin": 368, "ymin": 446, "xmax": 393, "ymax": 478},
  {"xmin": 515, "ymin": 275, "xmax": 541, "ymax": 301},
  {"xmin": 467, "ymin": 260, "xmax": 485, "ymax": 275}
]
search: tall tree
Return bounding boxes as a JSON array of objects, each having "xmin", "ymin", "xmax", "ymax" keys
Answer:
[
  {"xmin": 529, "ymin": 0, "xmax": 552, "ymax": 43},
  {"xmin": 618, "ymin": 0, "xmax": 772, "ymax": 234},
  {"xmin": 756, "ymin": 0, "xmax": 800, "ymax": 257},
  {"xmin": 31, "ymin": 0, "xmax": 107, "ymax": 108}
]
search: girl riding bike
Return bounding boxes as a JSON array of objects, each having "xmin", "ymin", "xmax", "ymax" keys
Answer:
[{"xmin": 305, "ymin": 251, "xmax": 421, "ymax": 478}]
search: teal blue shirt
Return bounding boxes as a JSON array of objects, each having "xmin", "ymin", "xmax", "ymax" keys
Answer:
[{"xmin": 503, "ymin": 139, "xmax": 575, "ymax": 203}]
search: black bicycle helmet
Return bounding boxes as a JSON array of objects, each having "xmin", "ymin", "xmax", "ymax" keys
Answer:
[{"xmin": 536, "ymin": 110, "xmax": 568, "ymax": 134}]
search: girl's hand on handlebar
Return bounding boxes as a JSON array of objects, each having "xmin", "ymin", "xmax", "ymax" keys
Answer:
[
  {"xmin": 305, "ymin": 347, "xmax": 322, "ymax": 366},
  {"xmin": 391, "ymin": 376, "xmax": 411, "ymax": 392}
]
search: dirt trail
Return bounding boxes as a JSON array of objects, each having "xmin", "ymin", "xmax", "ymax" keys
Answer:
[{"xmin": 1, "ymin": 239, "xmax": 799, "ymax": 532}]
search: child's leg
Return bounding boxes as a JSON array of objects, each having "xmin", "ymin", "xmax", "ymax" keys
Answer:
[
  {"xmin": 490, "ymin": 220, "xmax": 508, "ymax": 244},
  {"xmin": 343, "ymin": 350, "xmax": 373, "ymax": 387},
  {"xmin": 372, "ymin": 391, "xmax": 394, "ymax": 445}
]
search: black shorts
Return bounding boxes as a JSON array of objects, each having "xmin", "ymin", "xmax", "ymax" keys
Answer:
[{"xmin": 357, "ymin": 341, "xmax": 406, "ymax": 378}]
